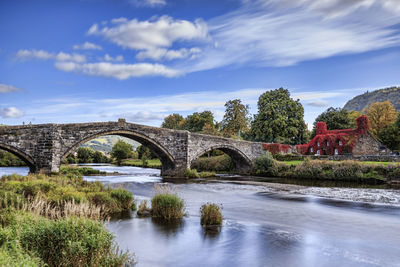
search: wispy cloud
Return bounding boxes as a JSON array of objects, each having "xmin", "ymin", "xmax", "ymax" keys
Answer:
[
  {"xmin": 16, "ymin": 49, "xmax": 86, "ymax": 63},
  {"xmin": 73, "ymin": 41, "xmax": 102, "ymax": 50},
  {"xmin": 136, "ymin": 47, "xmax": 201, "ymax": 61},
  {"xmin": 306, "ymin": 99, "xmax": 329, "ymax": 107},
  {"xmin": 0, "ymin": 83, "xmax": 23, "ymax": 93},
  {"xmin": 54, "ymin": 61, "xmax": 181, "ymax": 79},
  {"xmin": 0, "ymin": 107, "xmax": 24, "ymax": 118},
  {"xmin": 130, "ymin": 0, "xmax": 166, "ymax": 8}
]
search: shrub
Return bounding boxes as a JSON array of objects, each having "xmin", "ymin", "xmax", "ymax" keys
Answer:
[
  {"xmin": 151, "ymin": 185, "xmax": 185, "ymax": 220},
  {"xmin": 136, "ymin": 200, "xmax": 151, "ymax": 217},
  {"xmin": 200, "ymin": 203, "xmax": 223, "ymax": 226},
  {"xmin": 191, "ymin": 154, "xmax": 234, "ymax": 172},
  {"xmin": 183, "ymin": 168, "xmax": 199, "ymax": 178},
  {"xmin": 252, "ymin": 152, "xmax": 278, "ymax": 176},
  {"xmin": 87, "ymin": 192, "xmax": 120, "ymax": 213},
  {"xmin": 274, "ymin": 153, "xmax": 305, "ymax": 161},
  {"xmin": 110, "ymin": 189, "xmax": 133, "ymax": 210}
]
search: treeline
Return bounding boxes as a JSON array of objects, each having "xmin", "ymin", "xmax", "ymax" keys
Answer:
[{"xmin": 161, "ymin": 88, "xmax": 400, "ymax": 151}]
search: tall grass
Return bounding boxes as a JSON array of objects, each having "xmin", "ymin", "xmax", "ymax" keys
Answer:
[
  {"xmin": 151, "ymin": 185, "xmax": 185, "ymax": 220},
  {"xmin": 200, "ymin": 203, "xmax": 223, "ymax": 226}
]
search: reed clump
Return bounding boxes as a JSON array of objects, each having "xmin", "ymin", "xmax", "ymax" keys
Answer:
[
  {"xmin": 200, "ymin": 203, "xmax": 223, "ymax": 226},
  {"xmin": 151, "ymin": 185, "xmax": 185, "ymax": 220}
]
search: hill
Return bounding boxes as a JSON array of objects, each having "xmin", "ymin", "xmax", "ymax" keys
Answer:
[
  {"xmin": 343, "ymin": 86, "xmax": 400, "ymax": 111},
  {"xmin": 81, "ymin": 135, "xmax": 140, "ymax": 152}
]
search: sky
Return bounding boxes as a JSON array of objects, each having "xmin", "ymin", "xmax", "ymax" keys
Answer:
[{"xmin": 1, "ymin": 0, "xmax": 400, "ymax": 129}]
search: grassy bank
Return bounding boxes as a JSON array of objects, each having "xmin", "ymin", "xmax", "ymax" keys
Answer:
[
  {"xmin": 191, "ymin": 155, "xmax": 234, "ymax": 173},
  {"xmin": 253, "ymin": 154, "xmax": 400, "ymax": 182},
  {"xmin": 0, "ymin": 150, "xmax": 26, "ymax": 167},
  {"xmin": 121, "ymin": 158, "xmax": 162, "ymax": 169},
  {"xmin": 0, "ymin": 167, "xmax": 135, "ymax": 266}
]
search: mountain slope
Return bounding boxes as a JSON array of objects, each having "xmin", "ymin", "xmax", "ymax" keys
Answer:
[
  {"xmin": 81, "ymin": 135, "xmax": 140, "ymax": 152},
  {"xmin": 343, "ymin": 86, "xmax": 400, "ymax": 111}
]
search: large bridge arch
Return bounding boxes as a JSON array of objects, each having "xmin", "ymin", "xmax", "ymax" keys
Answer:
[
  {"xmin": 189, "ymin": 144, "xmax": 253, "ymax": 173},
  {"xmin": 0, "ymin": 143, "xmax": 37, "ymax": 173},
  {"xmin": 60, "ymin": 130, "xmax": 176, "ymax": 173}
]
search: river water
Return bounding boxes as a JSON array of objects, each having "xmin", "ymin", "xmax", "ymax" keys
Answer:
[{"xmin": 1, "ymin": 165, "xmax": 400, "ymax": 267}]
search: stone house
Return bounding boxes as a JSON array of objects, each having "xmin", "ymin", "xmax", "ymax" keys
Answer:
[{"xmin": 264, "ymin": 115, "xmax": 391, "ymax": 156}]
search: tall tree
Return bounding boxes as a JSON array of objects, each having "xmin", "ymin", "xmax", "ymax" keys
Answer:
[
  {"xmin": 378, "ymin": 124, "xmax": 400, "ymax": 151},
  {"xmin": 184, "ymin": 111, "xmax": 215, "ymax": 133},
  {"xmin": 348, "ymin": 110, "xmax": 363, "ymax": 128},
  {"xmin": 77, "ymin": 147, "xmax": 94, "ymax": 163},
  {"xmin": 220, "ymin": 99, "xmax": 250, "ymax": 138},
  {"xmin": 161, "ymin": 113, "xmax": 185, "ymax": 130},
  {"xmin": 250, "ymin": 88, "xmax": 307, "ymax": 144},
  {"xmin": 111, "ymin": 140, "xmax": 132, "ymax": 165},
  {"xmin": 312, "ymin": 107, "xmax": 352, "ymax": 137},
  {"xmin": 364, "ymin": 101, "xmax": 396, "ymax": 135}
]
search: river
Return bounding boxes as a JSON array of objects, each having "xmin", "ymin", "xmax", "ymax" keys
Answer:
[{"xmin": 1, "ymin": 165, "xmax": 400, "ymax": 267}]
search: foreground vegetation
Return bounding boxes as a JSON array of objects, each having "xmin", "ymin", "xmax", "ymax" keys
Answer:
[
  {"xmin": 200, "ymin": 203, "xmax": 223, "ymax": 226},
  {"xmin": 121, "ymin": 158, "xmax": 162, "ymax": 169},
  {"xmin": 253, "ymin": 153, "xmax": 400, "ymax": 182},
  {"xmin": 0, "ymin": 168, "xmax": 135, "ymax": 266}
]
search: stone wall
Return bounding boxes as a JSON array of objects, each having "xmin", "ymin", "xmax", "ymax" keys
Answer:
[{"xmin": 352, "ymin": 133, "xmax": 392, "ymax": 156}]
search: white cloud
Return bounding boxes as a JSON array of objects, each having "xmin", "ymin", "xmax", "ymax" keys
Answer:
[
  {"xmin": 102, "ymin": 54, "xmax": 124, "ymax": 62},
  {"xmin": 183, "ymin": 0, "xmax": 400, "ymax": 72},
  {"xmin": 54, "ymin": 61, "xmax": 181, "ymax": 79},
  {"xmin": 120, "ymin": 111, "xmax": 165, "ymax": 122},
  {"xmin": 0, "ymin": 107, "xmax": 24, "ymax": 118},
  {"xmin": 130, "ymin": 0, "xmax": 166, "ymax": 7},
  {"xmin": 0, "ymin": 83, "xmax": 23, "ymax": 93},
  {"xmin": 136, "ymin": 47, "xmax": 201, "ymax": 61},
  {"xmin": 306, "ymin": 99, "xmax": 329, "ymax": 107},
  {"xmin": 87, "ymin": 16, "xmax": 208, "ymax": 51},
  {"xmin": 73, "ymin": 42, "xmax": 102, "ymax": 50},
  {"xmin": 16, "ymin": 49, "xmax": 86, "ymax": 63}
]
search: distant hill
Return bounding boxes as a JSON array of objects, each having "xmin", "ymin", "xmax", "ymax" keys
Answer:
[
  {"xmin": 81, "ymin": 135, "xmax": 140, "ymax": 152},
  {"xmin": 343, "ymin": 86, "xmax": 400, "ymax": 111}
]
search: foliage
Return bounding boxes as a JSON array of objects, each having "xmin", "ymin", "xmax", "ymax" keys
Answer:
[
  {"xmin": 311, "ymin": 107, "xmax": 352, "ymax": 138},
  {"xmin": 343, "ymin": 86, "xmax": 400, "ymax": 111},
  {"xmin": 378, "ymin": 124, "xmax": 400, "ymax": 151},
  {"xmin": 273, "ymin": 153, "xmax": 305, "ymax": 161},
  {"xmin": 111, "ymin": 140, "xmax": 132, "ymax": 165},
  {"xmin": 161, "ymin": 113, "xmax": 185, "ymax": 130},
  {"xmin": 151, "ymin": 185, "xmax": 185, "ymax": 220},
  {"xmin": 191, "ymin": 154, "xmax": 235, "ymax": 172},
  {"xmin": 201, "ymin": 123, "xmax": 220, "ymax": 136},
  {"xmin": 250, "ymin": 88, "xmax": 307, "ymax": 144},
  {"xmin": 121, "ymin": 158, "xmax": 161, "ymax": 169},
  {"xmin": 60, "ymin": 166, "xmax": 105, "ymax": 176},
  {"xmin": 183, "ymin": 169, "xmax": 199, "ymax": 178},
  {"xmin": 136, "ymin": 145, "xmax": 157, "ymax": 159},
  {"xmin": 252, "ymin": 152, "xmax": 280, "ymax": 176},
  {"xmin": 220, "ymin": 99, "xmax": 250, "ymax": 138},
  {"xmin": 183, "ymin": 111, "xmax": 215, "ymax": 133},
  {"xmin": 200, "ymin": 203, "xmax": 223, "ymax": 226},
  {"xmin": 77, "ymin": 147, "xmax": 95, "ymax": 163},
  {"xmin": 136, "ymin": 200, "xmax": 151, "ymax": 217},
  {"xmin": 364, "ymin": 101, "xmax": 397, "ymax": 135},
  {"xmin": 348, "ymin": 110, "xmax": 363, "ymax": 128},
  {"xmin": 199, "ymin": 171, "xmax": 216, "ymax": 178},
  {"xmin": 0, "ymin": 150, "xmax": 26, "ymax": 167},
  {"xmin": 0, "ymin": 211, "xmax": 131, "ymax": 267}
]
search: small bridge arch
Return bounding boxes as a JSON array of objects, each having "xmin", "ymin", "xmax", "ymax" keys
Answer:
[{"xmin": 0, "ymin": 143, "xmax": 37, "ymax": 173}]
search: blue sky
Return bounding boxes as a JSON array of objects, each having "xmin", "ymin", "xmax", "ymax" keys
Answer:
[{"xmin": 1, "ymin": 0, "xmax": 399, "ymax": 128}]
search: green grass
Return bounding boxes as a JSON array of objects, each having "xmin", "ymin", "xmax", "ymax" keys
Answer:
[
  {"xmin": 151, "ymin": 185, "xmax": 185, "ymax": 220},
  {"xmin": 121, "ymin": 158, "xmax": 161, "ymax": 169},
  {"xmin": 200, "ymin": 203, "xmax": 223, "ymax": 226},
  {"xmin": 279, "ymin": 160, "xmax": 398, "ymax": 166},
  {"xmin": 60, "ymin": 165, "xmax": 106, "ymax": 176},
  {"xmin": 0, "ymin": 210, "xmax": 132, "ymax": 267}
]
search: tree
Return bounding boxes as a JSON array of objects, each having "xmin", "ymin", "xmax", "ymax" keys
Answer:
[
  {"xmin": 136, "ymin": 145, "xmax": 157, "ymax": 159},
  {"xmin": 364, "ymin": 101, "xmax": 396, "ymax": 135},
  {"xmin": 77, "ymin": 147, "xmax": 95, "ymax": 163},
  {"xmin": 312, "ymin": 107, "xmax": 352, "ymax": 137},
  {"xmin": 184, "ymin": 111, "xmax": 215, "ymax": 133},
  {"xmin": 348, "ymin": 110, "xmax": 363, "ymax": 128},
  {"xmin": 395, "ymin": 111, "xmax": 400, "ymax": 128},
  {"xmin": 250, "ymin": 88, "xmax": 307, "ymax": 144},
  {"xmin": 378, "ymin": 124, "xmax": 400, "ymax": 151},
  {"xmin": 220, "ymin": 99, "xmax": 250, "ymax": 138},
  {"xmin": 111, "ymin": 140, "xmax": 132, "ymax": 165},
  {"xmin": 93, "ymin": 151, "xmax": 108, "ymax": 163},
  {"xmin": 201, "ymin": 123, "xmax": 220, "ymax": 136},
  {"xmin": 161, "ymin": 113, "xmax": 185, "ymax": 130}
]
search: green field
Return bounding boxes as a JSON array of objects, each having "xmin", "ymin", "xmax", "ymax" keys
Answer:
[{"xmin": 121, "ymin": 158, "xmax": 162, "ymax": 169}]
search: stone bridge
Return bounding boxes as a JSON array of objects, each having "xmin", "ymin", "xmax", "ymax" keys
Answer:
[{"xmin": 0, "ymin": 119, "xmax": 266, "ymax": 176}]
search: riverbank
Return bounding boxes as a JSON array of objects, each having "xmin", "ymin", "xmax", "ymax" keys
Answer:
[{"xmin": 0, "ymin": 167, "xmax": 135, "ymax": 266}]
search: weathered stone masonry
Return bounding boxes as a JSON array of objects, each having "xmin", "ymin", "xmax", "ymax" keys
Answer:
[{"xmin": 0, "ymin": 119, "xmax": 265, "ymax": 176}]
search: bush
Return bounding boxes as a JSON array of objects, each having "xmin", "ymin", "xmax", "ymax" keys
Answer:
[
  {"xmin": 151, "ymin": 186, "xmax": 185, "ymax": 220},
  {"xmin": 136, "ymin": 200, "xmax": 151, "ymax": 217},
  {"xmin": 183, "ymin": 169, "xmax": 199, "ymax": 178},
  {"xmin": 110, "ymin": 189, "xmax": 133, "ymax": 210},
  {"xmin": 274, "ymin": 153, "xmax": 305, "ymax": 161},
  {"xmin": 200, "ymin": 203, "xmax": 223, "ymax": 226},
  {"xmin": 252, "ymin": 152, "xmax": 278, "ymax": 176},
  {"xmin": 191, "ymin": 154, "xmax": 234, "ymax": 172}
]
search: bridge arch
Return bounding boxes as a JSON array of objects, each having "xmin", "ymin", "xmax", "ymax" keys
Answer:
[
  {"xmin": 61, "ymin": 130, "xmax": 176, "ymax": 173},
  {"xmin": 0, "ymin": 143, "xmax": 37, "ymax": 173},
  {"xmin": 190, "ymin": 144, "xmax": 253, "ymax": 173}
]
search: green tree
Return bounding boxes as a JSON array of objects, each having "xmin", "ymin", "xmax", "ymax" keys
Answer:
[
  {"xmin": 111, "ymin": 140, "xmax": 132, "ymax": 165},
  {"xmin": 396, "ymin": 111, "xmax": 400, "ymax": 128},
  {"xmin": 77, "ymin": 147, "xmax": 95, "ymax": 163},
  {"xmin": 136, "ymin": 145, "xmax": 157, "ymax": 159},
  {"xmin": 348, "ymin": 110, "xmax": 363, "ymax": 128},
  {"xmin": 184, "ymin": 111, "xmax": 215, "ymax": 133},
  {"xmin": 364, "ymin": 101, "xmax": 397, "ymax": 136},
  {"xmin": 378, "ymin": 124, "xmax": 400, "ymax": 151},
  {"xmin": 220, "ymin": 99, "xmax": 250, "ymax": 138},
  {"xmin": 312, "ymin": 107, "xmax": 352, "ymax": 137},
  {"xmin": 250, "ymin": 88, "xmax": 307, "ymax": 144},
  {"xmin": 161, "ymin": 113, "xmax": 185, "ymax": 130},
  {"xmin": 93, "ymin": 151, "xmax": 108, "ymax": 163}
]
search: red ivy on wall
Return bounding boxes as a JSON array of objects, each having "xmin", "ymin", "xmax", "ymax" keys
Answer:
[{"xmin": 263, "ymin": 116, "xmax": 370, "ymax": 156}]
